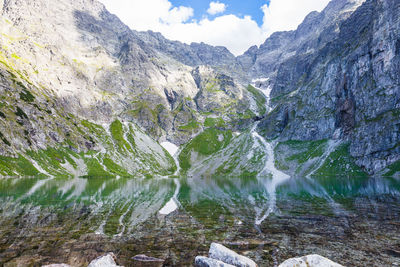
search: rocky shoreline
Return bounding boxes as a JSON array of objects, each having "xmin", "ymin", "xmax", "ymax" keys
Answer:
[{"xmin": 43, "ymin": 243, "xmax": 344, "ymax": 267}]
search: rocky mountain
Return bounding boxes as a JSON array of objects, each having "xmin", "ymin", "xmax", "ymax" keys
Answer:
[
  {"xmin": 0, "ymin": 0, "xmax": 258, "ymax": 176},
  {"xmin": 175, "ymin": 0, "xmax": 400, "ymax": 177},
  {"xmin": 0, "ymin": 0, "xmax": 398, "ymax": 177},
  {"xmin": 251, "ymin": 0, "xmax": 400, "ymax": 174},
  {"xmin": 135, "ymin": 31, "xmax": 246, "ymax": 81}
]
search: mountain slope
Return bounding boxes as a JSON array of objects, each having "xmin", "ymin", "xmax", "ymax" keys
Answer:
[
  {"xmin": 0, "ymin": 0, "xmax": 259, "ymax": 176},
  {"xmin": 0, "ymin": 0, "xmax": 253, "ymax": 144}
]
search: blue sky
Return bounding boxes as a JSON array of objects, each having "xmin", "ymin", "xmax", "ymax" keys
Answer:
[
  {"xmin": 170, "ymin": 0, "xmax": 269, "ymax": 26},
  {"xmin": 99, "ymin": 0, "xmax": 330, "ymax": 55}
]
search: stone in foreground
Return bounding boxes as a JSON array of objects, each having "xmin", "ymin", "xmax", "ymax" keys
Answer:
[
  {"xmin": 131, "ymin": 254, "xmax": 164, "ymax": 267},
  {"xmin": 278, "ymin": 254, "xmax": 344, "ymax": 267},
  {"xmin": 88, "ymin": 253, "xmax": 122, "ymax": 267},
  {"xmin": 208, "ymin": 243, "xmax": 257, "ymax": 267},
  {"xmin": 195, "ymin": 256, "xmax": 236, "ymax": 267}
]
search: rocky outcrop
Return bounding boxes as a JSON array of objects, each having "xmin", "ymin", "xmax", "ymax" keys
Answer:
[
  {"xmin": 240, "ymin": 0, "xmax": 367, "ymax": 80},
  {"xmin": 137, "ymin": 31, "xmax": 245, "ymax": 79},
  {"xmin": 278, "ymin": 254, "xmax": 344, "ymax": 267}
]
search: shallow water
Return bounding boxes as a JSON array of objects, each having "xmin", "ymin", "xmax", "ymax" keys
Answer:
[{"xmin": 0, "ymin": 175, "xmax": 399, "ymax": 266}]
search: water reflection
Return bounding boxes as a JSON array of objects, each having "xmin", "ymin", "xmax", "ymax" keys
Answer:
[{"xmin": 0, "ymin": 175, "xmax": 399, "ymax": 236}]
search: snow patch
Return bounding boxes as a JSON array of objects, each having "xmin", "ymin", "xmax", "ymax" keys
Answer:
[
  {"xmin": 29, "ymin": 159, "xmax": 52, "ymax": 177},
  {"xmin": 251, "ymin": 78, "xmax": 273, "ymax": 113},
  {"xmin": 161, "ymin": 141, "xmax": 179, "ymax": 157}
]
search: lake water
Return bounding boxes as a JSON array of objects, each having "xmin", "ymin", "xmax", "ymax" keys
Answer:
[{"xmin": 0, "ymin": 175, "xmax": 399, "ymax": 266}]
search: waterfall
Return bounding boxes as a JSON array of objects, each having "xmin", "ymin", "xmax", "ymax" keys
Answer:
[
  {"xmin": 247, "ymin": 79, "xmax": 291, "ymax": 225},
  {"xmin": 250, "ymin": 123, "xmax": 290, "ymax": 225}
]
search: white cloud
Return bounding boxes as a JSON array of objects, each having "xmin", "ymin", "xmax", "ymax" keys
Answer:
[
  {"xmin": 261, "ymin": 0, "xmax": 331, "ymax": 34},
  {"xmin": 98, "ymin": 0, "xmax": 330, "ymax": 56},
  {"xmin": 207, "ymin": 1, "xmax": 227, "ymax": 15},
  {"xmin": 161, "ymin": 6, "xmax": 194, "ymax": 25},
  {"xmin": 158, "ymin": 15, "xmax": 266, "ymax": 56},
  {"xmin": 99, "ymin": 0, "xmax": 193, "ymax": 31}
]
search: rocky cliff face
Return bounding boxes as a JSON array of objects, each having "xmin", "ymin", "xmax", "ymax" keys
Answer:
[{"xmin": 251, "ymin": 0, "xmax": 400, "ymax": 174}]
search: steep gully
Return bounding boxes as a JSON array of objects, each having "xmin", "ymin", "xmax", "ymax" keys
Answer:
[{"xmin": 250, "ymin": 80, "xmax": 290, "ymax": 226}]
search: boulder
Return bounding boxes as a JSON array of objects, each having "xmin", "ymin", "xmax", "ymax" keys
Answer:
[
  {"xmin": 88, "ymin": 253, "xmax": 122, "ymax": 267},
  {"xmin": 42, "ymin": 265, "xmax": 72, "ymax": 267},
  {"xmin": 278, "ymin": 254, "xmax": 344, "ymax": 267},
  {"xmin": 208, "ymin": 243, "xmax": 257, "ymax": 267},
  {"xmin": 131, "ymin": 254, "xmax": 164, "ymax": 267},
  {"xmin": 195, "ymin": 256, "xmax": 235, "ymax": 267}
]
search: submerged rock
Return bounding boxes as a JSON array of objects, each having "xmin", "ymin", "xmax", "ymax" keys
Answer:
[
  {"xmin": 278, "ymin": 254, "xmax": 344, "ymax": 267},
  {"xmin": 87, "ymin": 253, "xmax": 122, "ymax": 267},
  {"xmin": 131, "ymin": 254, "xmax": 164, "ymax": 267},
  {"xmin": 208, "ymin": 243, "xmax": 257, "ymax": 267},
  {"xmin": 195, "ymin": 256, "xmax": 236, "ymax": 267}
]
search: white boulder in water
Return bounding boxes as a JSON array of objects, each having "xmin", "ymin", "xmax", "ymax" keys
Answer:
[
  {"xmin": 195, "ymin": 256, "xmax": 236, "ymax": 267},
  {"xmin": 208, "ymin": 243, "xmax": 257, "ymax": 267},
  {"xmin": 278, "ymin": 254, "xmax": 344, "ymax": 267},
  {"xmin": 132, "ymin": 254, "xmax": 164, "ymax": 266},
  {"xmin": 88, "ymin": 253, "xmax": 122, "ymax": 267}
]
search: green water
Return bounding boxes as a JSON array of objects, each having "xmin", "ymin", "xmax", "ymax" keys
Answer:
[{"xmin": 0, "ymin": 175, "xmax": 399, "ymax": 266}]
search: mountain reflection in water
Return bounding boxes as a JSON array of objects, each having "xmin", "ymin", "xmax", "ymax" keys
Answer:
[{"xmin": 0, "ymin": 175, "xmax": 399, "ymax": 266}]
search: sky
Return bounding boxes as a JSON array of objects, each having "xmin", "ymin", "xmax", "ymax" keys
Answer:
[{"xmin": 99, "ymin": 0, "xmax": 331, "ymax": 56}]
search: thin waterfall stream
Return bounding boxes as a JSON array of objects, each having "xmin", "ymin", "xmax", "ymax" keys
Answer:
[
  {"xmin": 160, "ymin": 142, "xmax": 182, "ymax": 215},
  {"xmin": 250, "ymin": 123, "xmax": 290, "ymax": 225}
]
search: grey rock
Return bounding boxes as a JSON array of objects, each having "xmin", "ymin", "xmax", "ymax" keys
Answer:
[
  {"xmin": 195, "ymin": 256, "xmax": 235, "ymax": 267},
  {"xmin": 278, "ymin": 254, "xmax": 344, "ymax": 267},
  {"xmin": 131, "ymin": 254, "xmax": 164, "ymax": 267},
  {"xmin": 208, "ymin": 243, "xmax": 257, "ymax": 267},
  {"xmin": 88, "ymin": 253, "xmax": 122, "ymax": 267}
]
